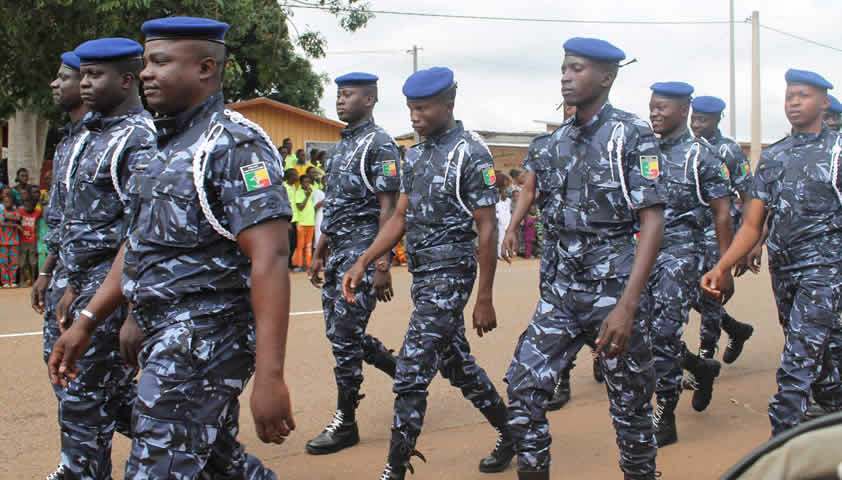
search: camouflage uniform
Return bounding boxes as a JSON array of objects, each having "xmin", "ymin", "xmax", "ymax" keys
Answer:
[
  {"xmin": 57, "ymin": 107, "xmax": 156, "ymax": 479},
  {"xmin": 695, "ymin": 130, "xmax": 753, "ymax": 351},
  {"xmin": 121, "ymin": 93, "xmax": 290, "ymax": 478},
  {"xmin": 42, "ymin": 120, "xmax": 89, "ymax": 364},
  {"xmin": 649, "ymin": 130, "xmax": 730, "ymax": 404},
  {"xmin": 505, "ymin": 104, "xmax": 664, "ymax": 476},
  {"xmin": 320, "ymin": 119, "xmax": 400, "ymax": 397},
  {"xmin": 389, "ymin": 121, "xmax": 506, "ymax": 461},
  {"xmin": 751, "ymin": 128, "xmax": 842, "ymax": 434}
]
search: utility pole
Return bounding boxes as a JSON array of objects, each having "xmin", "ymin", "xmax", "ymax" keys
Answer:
[
  {"xmin": 408, "ymin": 45, "xmax": 422, "ymax": 142},
  {"xmin": 729, "ymin": 0, "xmax": 737, "ymax": 138},
  {"xmin": 750, "ymin": 10, "xmax": 762, "ymax": 165}
]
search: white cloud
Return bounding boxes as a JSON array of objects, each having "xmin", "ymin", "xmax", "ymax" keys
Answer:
[{"xmin": 291, "ymin": 0, "xmax": 842, "ymax": 143}]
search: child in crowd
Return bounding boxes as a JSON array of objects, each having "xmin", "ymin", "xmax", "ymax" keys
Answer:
[
  {"xmin": 12, "ymin": 168, "xmax": 30, "ymax": 206},
  {"xmin": 0, "ymin": 189, "xmax": 21, "ymax": 287},
  {"xmin": 292, "ymin": 174, "xmax": 316, "ymax": 271},
  {"xmin": 496, "ymin": 172, "xmax": 512, "ymax": 258},
  {"xmin": 285, "ymin": 168, "xmax": 300, "ymax": 269},
  {"xmin": 17, "ymin": 194, "xmax": 41, "ymax": 287}
]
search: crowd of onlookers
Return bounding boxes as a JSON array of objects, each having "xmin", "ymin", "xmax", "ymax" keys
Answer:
[
  {"xmin": 0, "ymin": 167, "xmax": 49, "ymax": 288},
  {"xmin": 496, "ymin": 168, "xmax": 543, "ymax": 260}
]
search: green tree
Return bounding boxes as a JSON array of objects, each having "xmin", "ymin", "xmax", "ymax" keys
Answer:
[{"xmin": 0, "ymin": 0, "xmax": 372, "ymax": 119}]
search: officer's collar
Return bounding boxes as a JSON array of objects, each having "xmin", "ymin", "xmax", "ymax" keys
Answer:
[
  {"xmin": 82, "ymin": 105, "xmax": 145, "ymax": 132},
  {"xmin": 706, "ymin": 128, "xmax": 723, "ymax": 144},
  {"xmin": 572, "ymin": 102, "xmax": 611, "ymax": 129},
  {"xmin": 59, "ymin": 118, "xmax": 86, "ymax": 137},
  {"xmin": 425, "ymin": 120, "xmax": 464, "ymax": 146},
  {"xmin": 154, "ymin": 91, "xmax": 224, "ymax": 138},
  {"xmin": 341, "ymin": 117, "xmax": 375, "ymax": 138},
  {"xmin": 790, "ymin": 126, "xmax": 828, "ymax": 146},
  {"xmin": 659, "ymin": 126, "xmax": 693, "ymax": 147}
]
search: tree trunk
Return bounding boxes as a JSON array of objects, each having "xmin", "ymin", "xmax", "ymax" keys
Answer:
[{"xmin": 6, "ymin": 109, "xmax": 49, "ymax": 186}]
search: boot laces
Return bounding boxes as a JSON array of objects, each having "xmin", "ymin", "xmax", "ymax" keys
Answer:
[
  {"xmin": 726, "ymin": 336, "xmax": 738, "ymax": 352},
  {"xmin": 46, "ymin": 465, "xmax": 65, "ymax": 480},
  {"xmin": 324, "ymin": 410, "xmax": 345, "ymax": 434},
  {"xmin": 379, "ymin": 464, "xmax": 393, "ymax": 480},
  {"xmin": 493, "ymin": 427, "xmax": 504, "ymax": 451},
  {"xmin": 684, "ymin": 372, "xmax": 700, "ymax": 390},
  {"xmin": 653, "ymin": 401, "xmax": 665, "ymax": 428}
]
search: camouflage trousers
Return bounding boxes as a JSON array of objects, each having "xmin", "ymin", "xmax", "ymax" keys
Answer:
[
  {"xmin": 505, "ymin": 276, "xmax": 656, "ymax": 475},
  {"xmin": 648, "ymin": 249, "xmax": 703, "ymax": 401},
  {"xmin": 322, "ymin": 248, "xmax": 392, "ymax": 394},
  {"xmin": 48, "ymin": 263, "xmax": 137, "ymax": 480},
  {"xmin": 42, "ymin": 262, "xmax": 68, "ymax": 362},
  {"xmin": 126, "ymin": 314, "xmax": 276, "ymax": 479},
  {"xmin": 392, "ymin": 260, "xmax": 504, "ymax": 449},
  {"xmin": 769, "ymin": 266, "xmax": 842, "ymax": 435}
]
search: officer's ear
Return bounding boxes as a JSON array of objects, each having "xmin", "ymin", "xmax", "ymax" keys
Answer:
[
  {"xmin": 821, "ymin": 92, "xmax": 830, "ymax": 113},
  {"xmin": 597, "ymin": 63, "xmax": 618, "ymax": 89}
]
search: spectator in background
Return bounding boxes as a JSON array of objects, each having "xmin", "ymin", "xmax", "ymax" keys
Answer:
[
  {"xmin": 314, "ymin": 150, "xmax": 328, "ymax": 170},
  {"xmin": 307, "ymin": 165, "xmax": 323, "ymax": 190},
  {"xmin": 496, "ymin": 172, "xmax": 512, "ymax": 258},
  {"xmin": 292, "ymin": 173, "xmax": 316, "ymax": 271},
  {"xmin": 312, "ymin": 179, "xmax": 326, "ymax": 248},
  {"xmin": 17, "ymin": 193, "xmax": 40, "ymax": 287},
  {"xmin": 282, "ymin": 137, "xmax": 298, "ymax": 170},
  {"xmin": 0, "ymin": 189, "xmax": 20, "ymax": 287},
  {"xmin": 522, "ymin": 205, "xmax": 538, "ymax": 259},
  {"xmin": 294, "ymin": 148, "xmax": 313, "ymax": 177},
  {"xmin": 12, "ymin": 167, "xmax": 31, "ymax": 206},
  {"xmin": 285, "ymin": 168, "xmax": 300, "ymax": 269}
]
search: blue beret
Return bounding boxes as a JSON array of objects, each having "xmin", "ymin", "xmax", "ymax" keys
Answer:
[
  {"xmin": 142, "ymin": 16, "xmax": 230, "ymax": 42},
  {"xmin": 75, "ymin": 38, "xmax": 143, "ymax": 63},
  {"xmin": 785, "ymin": 69, "xmax": 833, "ymax": 90},
  {"xmin": 563, "ymin": 37, "xmax": 626, "ymax": 63},
  {"xmin": 60, "ymin": 51, "xmax": 81, "ymax": 71},
  {"xmin": 692, "ymin": 96, "xmax": 726, "ymax": 114},
  {"xmin": 335, "ymin": 72, "xmax": 378, "ymax": 87},
  {"xmin": 828, "ymin": 95, "xmax": 842, "ymax": 114},
  {"xmin": 402, "ymin": 67, "xmax": 455, "ymax": 100},
  {"xmin": 651, "ymin": 81, "xmax": 695, "ymax": 98}
]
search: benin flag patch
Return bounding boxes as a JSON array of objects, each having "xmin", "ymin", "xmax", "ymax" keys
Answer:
[
  {"xmin": 482, "ymin": 167, "xmax": 497, "ymax": 186},
  {"xmin": 640, "ymin": 155, "xmax": 660, "ymax": 180},
  {"xmin": 241, "ymin": 162, "xmax": 272, "ymax": 192},
  {"xmin": 720, "ymin": 163, "xmax": 731, "ymax": 180},
  {"xmin": 382, "ymin": 160, "xmax": 398, "ymax": 177},
  {"xmin": 740, "ymin": 162, "xmax": 751, "ymax": 176}
]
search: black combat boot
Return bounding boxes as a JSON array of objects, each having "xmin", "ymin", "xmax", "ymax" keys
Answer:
[
  {"xmin": 306, "ymin": 391, "xmax": 361, "ymax": 454},
  {"xmin": 547, "ymin": 372, "xmax": 572, "ymax": 411},
  {"xmin": 653, "ymin": 395, "xmax": 679, "ymax": 448},
  {"xmin": 45, "ymin": 465, "xmax": 65, "ymax": 480},
  {"xmin": 624, "ymin": 472, "xmax": 661, "ymax": 480},
  {"xmin": 683, "ymin": 348, "xmax": 721, "ymax": 412},
  {"xmin": 681, "ymin": 343, "xmax": 715, "ymax": 391},
  {"xmin": 593, "ymin": 356, "xmax": 604, "ymax": 383},
  {"xmin": 517, "ymin": 470, "xmax": 550, "ymax": 479},
  {"xmin": 721, "ymin": 314, "xmax": 754, "ymax": 364},
  {"xmin": 363, "ymin": 336, "xmax": 398, "ymax": 377},
  {"xmin": 479, "ymin": 402, "xmax": 515, "ymax": 473},
  {"xmin": 379, "ymin": 430, "xmax": 426, "ymax": 480}
]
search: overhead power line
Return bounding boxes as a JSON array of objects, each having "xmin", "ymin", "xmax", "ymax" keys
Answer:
[{"xmin": 757, "ymin": 23, "xmax": 842, "ymax": 54}]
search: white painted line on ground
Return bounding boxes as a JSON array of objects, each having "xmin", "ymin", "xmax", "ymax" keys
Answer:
[{"xmin": 0, "ymin": 309, "xmax": 325, "ymax": 340}]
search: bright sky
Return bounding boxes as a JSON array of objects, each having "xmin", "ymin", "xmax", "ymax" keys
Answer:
[{"xmin": 289, "ymin": 0, "xmax": 842, "ymax": 143}]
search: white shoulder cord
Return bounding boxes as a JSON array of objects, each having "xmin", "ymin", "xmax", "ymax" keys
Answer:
[
  {"xmin": 107, "ymin": 126, "xmax": 136, "ymax": 205},
  {"xmin": 354, "ymin": 131, "xmax": 378, "ymax": 194},
  {"xmin": 64, "ymin": 131, "xmax": 90, "ymax": 189},
  {"xmin": 444, "ymin": 139, "xmax": 471, "ymax": 215},
  {"xmin": 685, "ymin": 142, "xmax": 709, "ymax": 207},
  {"xmin": 830, "ymin": 134, "xmax": 842, "ymax": 206},
  {"xmin": 718, "ymin": 143, "xmax": 731, "ymax": 160},
  {"xmin": 606, "ymin": 122, "xmax": 633, "ymax": 207},
  {"xmin": 192, "ymin": 110, "xmax": 286, "ymax": 241}
]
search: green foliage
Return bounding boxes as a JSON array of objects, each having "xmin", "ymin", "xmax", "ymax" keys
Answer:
[{"xmin": 0, "ymin": 0, "xmax": 371, "ymax": 120}]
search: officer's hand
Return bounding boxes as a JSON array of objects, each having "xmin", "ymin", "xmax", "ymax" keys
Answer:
[
  {"xmin": 308, "ymin": 255, "xmax": 324, "ymax": 288},
  {"xmin": 701, "ymin": 267, "xmax": 725, "ymax": 301},
  {"xmin": 733, "ymin": 256, "xmax": 750, "ymax": 278},
  {"xmin": 719, "ymin": 271, "xmax": 735, "ymax": 305},
  {"xmin": 595, "ymin": 302, "xmax": 634, "ymax": 359},
  {"xmin": 119, "ymin": 313, "xmax": 144, "ymax": 368},
  {"xmin": 342, "ymin": 261, "xmax": 366, "ymax": 304},
  {"xmin": 501, "ymin": 228, "xmax": 518, "ymax": 264},
  {"xmin": 56, "ymin": 287, "xmax": 79, "ymax": 333},
  {"xmin": 472, "ymin": 298, "xmax": 497, "ymax": 337},
  {"xmin": 47, "ymin": 322, "xmax": 94, "ymax": 388},
  {"xmin": 31, "ymin": 274, "xmax": 50, "ymax": 314},
  {"xmin": 372, "ymin": 270, "xmax": 394, "ymax": 303},
  {"xmin": 747, "ymin": 244, "xmax": 763, "ymax": 274},
  {"xmin": 251, "ymin": 372, "xmax": 296, "ymax": 445}
]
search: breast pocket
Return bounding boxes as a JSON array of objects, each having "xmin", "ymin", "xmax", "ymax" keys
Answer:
[
  {"xmin": 585, "ymin": 169, "xmax": 631, "ymax": 226},
  {"xmin": 662, "ymin": 173, "xmax": 699, "ymax": 212},
  {"xmin": 142, "ymin": 177, "xmax": 201, "ymax": 248},
  {"xmin": 793, "ymin": 168, "xmax": 839, "ymax": 214},
  {"xmin": 71, "ymin": 176, "xmax": 123, "ymax": 223},
  {"xmin": 335, "ymin": 168, "xmax": 368, "ymax": 200}
]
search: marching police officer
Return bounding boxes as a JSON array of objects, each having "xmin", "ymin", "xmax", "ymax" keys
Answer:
[
  {"xmin": 824, "ymin": 94, "xmax": 842, "ymax": 131},
  {"xmin": 50, "ymin": 17, "xmax": 294, "ymax": 478},
  {"xmin": 505, "ymin": 38, "xmax": 665, "ymax": 480},
  {"xmin": 343, "ymin": 67, "xmax": 513, "ymax": 479},
  {"xmin": 306, "ymin": 72, "xmax": 399, "ymax": 455},
  {"xmin": 703, "ymin": 69, "xmax": 842, "ymax": 435}
]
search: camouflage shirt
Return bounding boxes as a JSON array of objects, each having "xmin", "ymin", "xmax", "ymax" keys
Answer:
[
  {"xmin": 538, "ymin": 104, "xmax": 663, "ymax": 281},
  {"xmin": 400, "ymin": 121, "xmax": 498, "ymax": 272},
  {"xmin": 752, "ymin": 128, "xmax": 842, "ymax": 271},
  {"xmin": 121, "ymin": 93, "xmax": 291, "ymax": 326},
  {"xmin": 321, "ymin": 119, "xmax": 400, "ymax": 247},
  {"xmin": 60, "ymin": 107, "xmax": 157, "ymax": 289},
  {"xmin": 658, "ymin": 129, "xmax": 731, "ymax": 249},
  {"xmin": 702, "ymin": 129, "xmax": 753, "ymax": 242},
  {"xmin": 522, "ymin": 132, "xmax": 557, "ymax": 223},
  {"xmin": 45, "ymin": 120, "xmax": 89, "ymax": 256}
]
